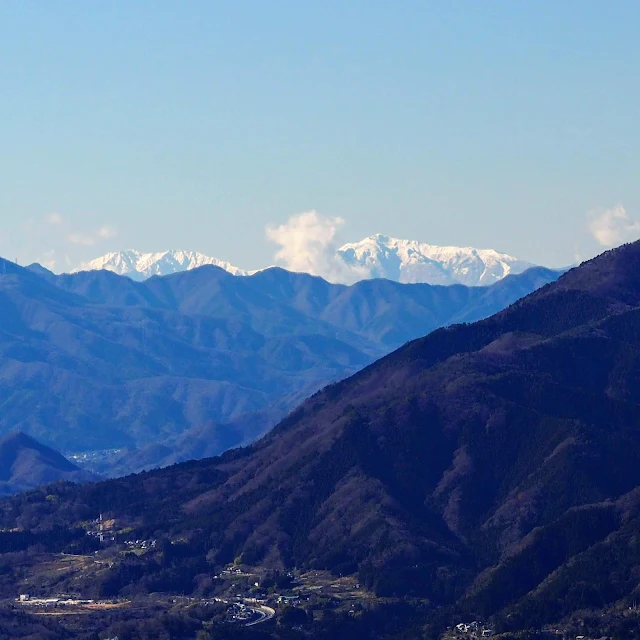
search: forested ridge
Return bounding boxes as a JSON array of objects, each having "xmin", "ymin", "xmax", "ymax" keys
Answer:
[{"xmin": 3, "ymin": 243, "xmax": 640, "ymax": 637}]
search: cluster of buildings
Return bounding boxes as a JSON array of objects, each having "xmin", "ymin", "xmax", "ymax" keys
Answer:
[
  {"xmin": 216, "ymin": 566, "xmax": 245, "ymax": 577},
  {"xmin": 227, "ymin": 601, "xmax": 254, "ymax": 622},
  {"xmin": 277, "ymin": 594, "xmax": 300, "ymax": 604},
  {"xmin": 17, "ymin": 595, "xmax": 96, "ymax": 608},
  {"xmin": 454, "ymin": 621, "xmax": 493, "ymax": 637},
  {"xmin": 123, "ymin": 539, "xmax": 156, "ymax": 550}
]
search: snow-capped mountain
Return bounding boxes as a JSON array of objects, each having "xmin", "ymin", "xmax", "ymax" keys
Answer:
[
  {"xmin": 337, "ymin": 234, "xmax": 535, "ymax": 286},
  {"xmin": 72, "ymin": 250, "xmax": 248, "ymax": 281},
  {"xmin": 72, "ymin": 238, "xmax": 535, "ymax": 286}
]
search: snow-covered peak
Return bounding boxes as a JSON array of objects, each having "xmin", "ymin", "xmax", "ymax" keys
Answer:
[
  {"xmin": 72, "ymin": 250, "xmax": 248, "ymax": 281},
  {"xmin": 337, "ymin": 235, "xmax": 535, "ymax": 286},
  {"xmin": 70, "ymin": 239, "xmax": 535, "ymax": 286}
]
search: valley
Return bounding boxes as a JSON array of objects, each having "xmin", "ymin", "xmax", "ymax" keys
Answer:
[
  {"xmin": 0, "ymin": 257, "xmax": 559, "ymax": 479},
  {"xmin": 0, "ymin": 540, "xmax": 424, "ymax": 638},
  {"xmin": 2, "ymin": 242, "xmax": 640, "ymax": 637},
  {"xmin": 3, "ymin": 4, "xmax": 632, "ymax": 637},
  {"xmin": 2, "ymin": 543, "xmax": 639, "ymax": 639}
]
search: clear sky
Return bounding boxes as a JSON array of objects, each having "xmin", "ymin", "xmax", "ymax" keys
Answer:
[{"xmin": 1, "ymin": 1, "xmax": 639, "ymax": 273}]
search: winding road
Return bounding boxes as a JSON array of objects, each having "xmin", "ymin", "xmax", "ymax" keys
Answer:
[{"xmin": 245, "ymin": 604, "xmax": 275, "ymax": 626}]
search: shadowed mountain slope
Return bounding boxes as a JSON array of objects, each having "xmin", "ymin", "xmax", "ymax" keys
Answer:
[
  {"xmin": 0, "ymin": 258, "xmax": 558, "ymax": 462},
  {"xmin": 0, "ymin": 432, "xmax": 98, "ymax": 496},
  {"xmin": 2, "ymin": 243, "xmax": 639, "ymax": 626}
]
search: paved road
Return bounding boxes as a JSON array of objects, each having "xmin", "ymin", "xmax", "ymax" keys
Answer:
[{"xmin": 245, "ymin": 604, "xmax": 275, "ymax": 626}]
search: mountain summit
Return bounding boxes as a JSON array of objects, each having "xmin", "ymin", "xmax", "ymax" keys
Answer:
[
  {"xmin": 0, "ymin": 431, "xmax": 98, "ymax": 496},
  {"xmin": 0, "ymin": 255, "xmax": 559, "ymax": 459},
  {"xmin": 337, "ymin": 233, "xmax": 535, "ymax": 285},
  {"xmin": 72, "ymin": 238, "xmax": 535, "ymax": 286},
  {"xmin": 15, "ymin": 241, "xmax": 640, "ymax": 628},
  {"xmin": 72, "ymin": 249, "xmax": 248, "ymax": 281}
]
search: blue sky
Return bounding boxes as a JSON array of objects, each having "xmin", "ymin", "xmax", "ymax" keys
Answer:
[{"xmin": 1, "ymin": 1, "xmax": 639, "ymax": 272}]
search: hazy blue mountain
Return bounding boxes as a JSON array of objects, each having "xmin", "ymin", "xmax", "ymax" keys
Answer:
[
  {"xmin": 0, "ymin": 431, "xmax": 98, "ymax": 496},
  {"xmin": 0, "ymin": 257, "xmax": 560, "ymax": 470},
  {"xmin": 4, "ymin": 241, "xmax": 640, "ymax": 632}
]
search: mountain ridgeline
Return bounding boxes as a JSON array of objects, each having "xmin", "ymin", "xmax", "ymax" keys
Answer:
[
  {"xmin": 0, "ymin": 257, "xmax": 558, "ymax": 472},
  {"xmin": 4, "ymin": 241, "xmax": 640, "ymax": 630},
  {"xmin": 73, "ymin": 236, "xmax": 535, "ymax": 286},
  {"xmin": 338, "ymin": 234, "xmax": 534, "ymax": 285},
  {"xmin": 0, "ymin": 432, "xmax": 98, "ymax": 497}
]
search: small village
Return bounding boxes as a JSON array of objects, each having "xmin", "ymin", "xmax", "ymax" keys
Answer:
[
  {"xmin": 211, "ymin": 563, "xmax": 373, "ymax": 620},
  {"xmin": 5, "ymin": 551, "xmax": 370, "ymax": 629},
  {"xmin": 6, "ymin": 515, "xmax": 635, "ymax": 639},
  {"xmin": 451, "ymin": 621, "xmax": 494, "ymax": 637}
]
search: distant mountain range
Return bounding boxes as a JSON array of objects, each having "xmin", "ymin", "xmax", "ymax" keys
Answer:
[
  {"xmin": 338, "ymin": 234, "xmax": 534, "ymax": 285},
  {"xmin": 0, "ymin": 256, "xmax": 559, "ymax": 475},
  {"xmin": 0, "ymin": 431, "xmax": 98, "ymax": 496},
  {"xmin": 8, "ymin": 241, "xmax": 640, "ymax": 633},
  {"xmin": 71, "ymin": 236, "xmax": 536, "ymax": 286},
  {"xmin": 72, "ymin": 249, "xmax": 251, "ymax": 280}
]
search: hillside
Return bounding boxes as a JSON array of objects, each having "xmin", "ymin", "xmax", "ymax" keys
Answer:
[
  {"xmin": 2, "ymin": 242, "xmax": 640, "ymax": 632},
  {"xmin": 0, "ymin": 258, "xmax": 557, "ymax": 469},
  {"xmin": 0, "ymin": 432, "xmax": 98, "ymax": 496}
]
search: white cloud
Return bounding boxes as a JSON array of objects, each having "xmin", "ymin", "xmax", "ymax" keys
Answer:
[
  {"xmin": 572, "ymin": 242, "xmax": 583, "ymax": 265},
  {"xmin": 68, "ymin": 226, "xmax": 118, "ymax": 246},
  {"xmin": 98, "ymin": 226, "xmax": 117, "ymax": 239},
  {"xmin": 46, "ymin": 213, "xmax": 63, "ymax": 226},
  {"xmin": 68, "ymin": 232, "xmax": 97, "ymax": 246},
  {"xmin": 36, "ymin": 250, "xmax": 57, "ymax": 271},
  {"xmin": 266, "ymin": 210, "xmax": 367, "ymax": 284},
  {"xmin": 587, "ymin": 205, "xmax": 640, "ymax": 247}
]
